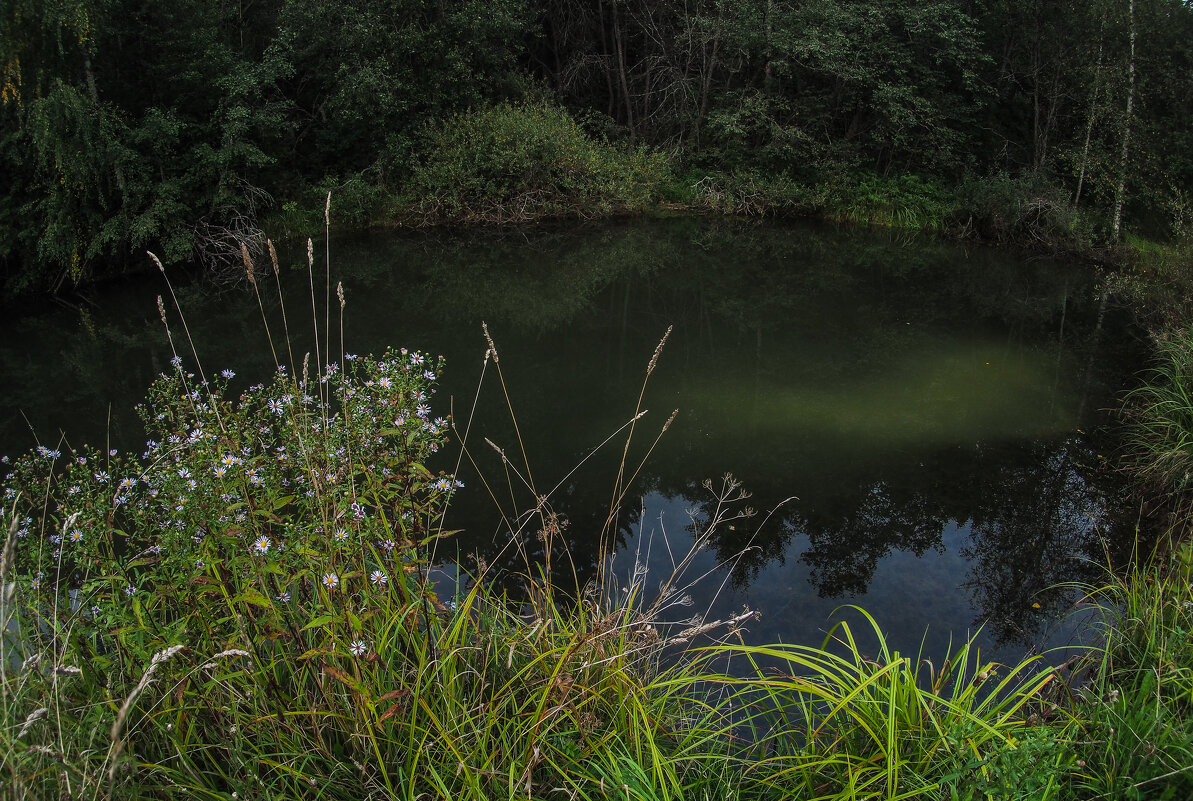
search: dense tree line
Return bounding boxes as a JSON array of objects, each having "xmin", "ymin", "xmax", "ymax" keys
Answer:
[{"xmin": 2, "ymin": 0, "xmax": 1191, "ymax": 293}]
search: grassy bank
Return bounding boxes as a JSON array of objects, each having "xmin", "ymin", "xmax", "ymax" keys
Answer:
[{"xmin": 3, "ymin": 222, "xmax": 1192, "ymax": 800}]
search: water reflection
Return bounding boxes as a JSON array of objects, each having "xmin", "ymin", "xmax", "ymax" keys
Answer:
[{"xmin": 0, "ymin": 218, "xmax": 1148, "ymax": 660}]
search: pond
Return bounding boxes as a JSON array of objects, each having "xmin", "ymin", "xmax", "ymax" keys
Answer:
[{"xmin": 0, "ymin": 216, "xmax": 1149, "ymax": 666}]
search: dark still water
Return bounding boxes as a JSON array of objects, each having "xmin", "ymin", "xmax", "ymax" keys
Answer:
[{"xmin": 0, "ymin": 217, "xmax": 1148, "ymax": 664}]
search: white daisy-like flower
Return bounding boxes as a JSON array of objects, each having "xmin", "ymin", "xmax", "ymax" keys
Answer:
[{"xmin": 321, "ymin": 573, "xmax": 339, "ymax": 590}]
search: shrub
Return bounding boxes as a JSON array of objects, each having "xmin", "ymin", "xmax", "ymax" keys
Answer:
[
  {"xmin": 948, "ymin": 173, "xmax": 1093, "ymax": 249},
  {"xmin": 406, "ymin": 102, "xmax": 670, "ymax": 223}
]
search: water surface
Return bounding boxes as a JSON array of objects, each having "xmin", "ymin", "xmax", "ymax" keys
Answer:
[{"xmin": 0, "ymin": 217, "xmax": 1147, "ymax": 664}]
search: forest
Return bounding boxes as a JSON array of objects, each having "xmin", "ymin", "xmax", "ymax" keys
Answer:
[{"xmin": 2, "ymin": 0, "xmax": 1192, "ymax": 293}]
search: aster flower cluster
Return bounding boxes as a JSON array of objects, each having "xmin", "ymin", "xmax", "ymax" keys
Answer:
[{"xmin": 0, "ymin": 346, "xmax": 463, "ymax": 658}]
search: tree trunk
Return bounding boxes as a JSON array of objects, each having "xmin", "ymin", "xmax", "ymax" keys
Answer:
[
  {"xmin": 1112, "ymin": 0, "xmax": 1136, "ymax": 240},
  {"xmin": 610, "ymin": 0, "xmax": 636, "ymax": 138},
  {"xmin": 1075, "ymin": 40, "xmax": 1104, "ymax": 207}
]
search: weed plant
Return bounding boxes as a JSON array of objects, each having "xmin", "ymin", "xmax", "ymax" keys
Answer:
[
  {"xmin": 1122, "ymin": 329, "xmax": 1193, "ymax": 535},
  {"xmin": 2, "ymin": 220, "xmax": 1077, "ymax": 800},
  {"xmin": 1066, "ymin": 543, "xmax": 1193, "ymax": 798}
]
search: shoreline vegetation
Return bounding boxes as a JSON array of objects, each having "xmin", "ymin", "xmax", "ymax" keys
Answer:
[
  {"xmin": 0, "ymin": 221, "xmax": 1191, "ymax": 799},
  {"xmin": 6, "ymin": 99, "xmax": 1190, "ymax": 300},
  {"xmin": 4, "ymin": 1, "xmax": 1193, "ymax": 298}
]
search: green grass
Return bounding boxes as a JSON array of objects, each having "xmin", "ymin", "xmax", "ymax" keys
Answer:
[
  {"xmin": 1065, "ymin": 543, "xmax": 1193, "ymax": 798},
  {"xmin": 1122, "ymin": 328, "xmax": 1193, "ymax": 535}
]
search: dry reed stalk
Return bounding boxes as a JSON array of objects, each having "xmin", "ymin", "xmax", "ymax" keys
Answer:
[
  {"xmin": 305, "ymin": 237, "xmax": 326, "ymax": 415},
  {"xmin": 241, "ymin": 241, "xmax": 255, "ymax": 286},
  {"xmin": 147, "ymin": 252, "xmax": 213, "ymax": 392},
  {"xmin": 601, "ymin": 327, "xmax": 674, "ymax": 580},
  {"xmin": 108, "ymin": 644, "xmax": 187, "ymax": 781},
  {"xmin": 324, "ymin": 193, "xmax": 331, "ymax": 396},
  {"xmin": 482, "ymin": 321, "xmax": 500, "ymax": 364},
  {"xmin": 267, "ymin": 238, "xmax": 298, "ymax": 375},
  {"xmin": 17, "ymin": 707, "xmax": 48, "ymax": 738},
  {"xmin": 244, "ymin": 240, "xmax": 281, "ymax": 367}
]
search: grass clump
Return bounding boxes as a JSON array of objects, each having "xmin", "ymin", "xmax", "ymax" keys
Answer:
[
  {"xmin": 1066, "ymin": 543, "xmax": 1193, "ymax": 798},
  {"xmin": 1122, "ymin": 328, "xmax": 1193, "ymax": 534}
]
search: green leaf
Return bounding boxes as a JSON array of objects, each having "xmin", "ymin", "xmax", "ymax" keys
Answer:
[
  {"xmin": 233, "ymin": 588, "xmax": 273, "ymax": 608},
  {"xmin": 303, "ymin": 614, "xmax": 341, "ymax": 630}
]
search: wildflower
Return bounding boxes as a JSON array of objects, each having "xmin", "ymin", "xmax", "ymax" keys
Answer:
[
  {"xmin": 380, "ymin": 538, "xmax": 396, "ymax": 551},
  {"xmin": 321, "ymin": 573, "xmax": 339, "ymax": 590},
  {"xmin": 30, "ymin": 575, "xmax": 41, "ymax": 590},
  {"xmin": 378, "ymin": 376, "xmax": 392, "ymax": 389},
  {"xmin": 335, "ymin": 529, "xmax": 348, "ymax": 543},
  {"xmin": 221, "ymin": 369, "xmax": 236, "ymax": 379},
  {"xmin": 149, "ymin": 544, "xmax": 162, "ymax": 555},
  {"xmin": 410, "ymin": 353, "xmax": 424, "ymax": 366},
  {"xmin": 124, "ymin": 584, "xmax": 136, "ymax": 596},
  {"xmin": 170, "ymin": 355, "xmax": 183, "ymax": 368},
  {"xmin": 213, "ymin": 465, "xmax": 227, "ymax": 478},
  {"xmin": 69, "ymin": 529, "xmax": 83, "ymax": 543},
  {"xmin": 94, "ymin": 470, "xmax": 109, "ymax": 483},
  {"xmin": 349, "ymin": 639, "xmax": 368, "ymax": 657},
  {"xmin": 424, "ymin": 370, "xmax": 436, "ymax": 381},
  {"xmin": 370, "ymin": 570, "xmax": 387, "ymax": 586},
  {"xmin": 393, "ymin": 415, "xmax": 406, "ymax": 427},
  {"xmin": 68, "ymin": 485, "xmax": 80, "ymax": 494},
  {"xmin": 412, "ymin": 390, "xmax": 426, "ymax": 402},
  {"xmin": 416, "ymin": 404, "xmax": 430, "ymax": 418},
  {"xmin": 119, "ymin": 477, "xmax": 137, "ymax": 490},
  {"xmin": 252, "ymin": 536, "xmax": 271, "ymax": 555},
  {"xmin": 178, "ymin": 467, "xmax": 191, "ymax": 479},
  {"xmin": 277, "ymin": 591, "xmax": 291, "ymax": 602}
]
